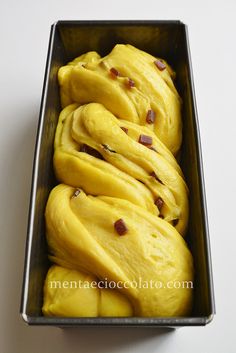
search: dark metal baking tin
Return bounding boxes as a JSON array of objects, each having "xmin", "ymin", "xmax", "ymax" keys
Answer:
[{"xmin": 20, "ymin": 20, "xmax": 215, "ymax": 327}]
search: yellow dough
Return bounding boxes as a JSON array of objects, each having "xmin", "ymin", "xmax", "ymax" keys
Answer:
[
  {"xmin": 54, "ymin": 104, "xmax": 157, "ymax": 216},
  {"xmin": 45, "ymin": 184, "xmax": 193, "ymax": 317},
  {"xmin": 58, "ymin": 44, "xmax": 182, "ymax": 155},
  {"xmin": 43, "ymin": 265, "xmax": 133, "ymax": 317},
  {"xmin": 43, "ymin": 44, "xmax": 194, "ymax": 318},
  {"xmin": 54, "ymin": 103, "xmax": 188, "ymax": 235}
]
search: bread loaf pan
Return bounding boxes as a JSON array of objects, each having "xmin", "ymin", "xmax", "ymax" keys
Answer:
[{"xmin": 20, "ymin": 20, "xmax": 215, "ymax": 327}]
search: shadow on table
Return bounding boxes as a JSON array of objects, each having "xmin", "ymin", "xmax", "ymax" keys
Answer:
[
  {"xmin": 1, "ymin": 107, "xmax": 39, "ymax": 353},
  {"xmin": 62, "ymin": 326, "xmax": 175, "ymax": 353}
]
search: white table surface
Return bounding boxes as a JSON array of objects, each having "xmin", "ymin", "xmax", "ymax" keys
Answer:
[{"xmin": 0, "ymin": 0, "xmax": 235, "ymax": 352}]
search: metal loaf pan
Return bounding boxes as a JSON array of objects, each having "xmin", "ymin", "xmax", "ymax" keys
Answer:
[{"xmin": 21, "ymin": 20, "xmax": 215, "ymax": 327}]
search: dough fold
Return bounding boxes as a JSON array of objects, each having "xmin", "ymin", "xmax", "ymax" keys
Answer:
[
  {"xmin": 45, "ymin": 184, "xmax": 193, "ymax": 317},
  {"xmin": 54, "ymin": 103, "xmax": 188, "ymax": 235},
  {"xmin": 58, "ymin": 44, "xmax": 182, "ymax": 154},
  {"xmin": 43, "ymin": 265, "xmax": 133, "ymax": 317}
]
